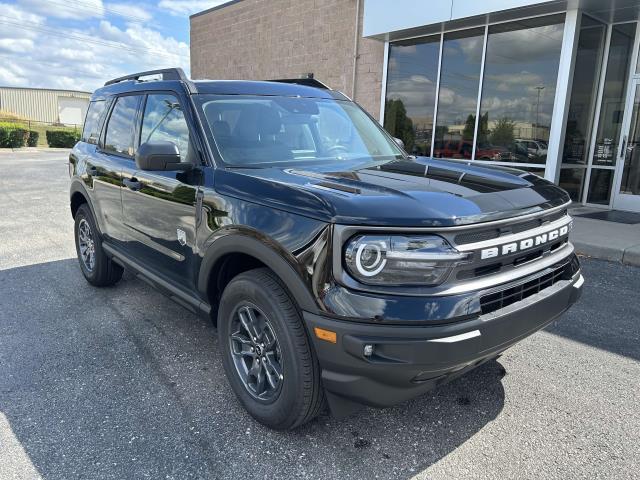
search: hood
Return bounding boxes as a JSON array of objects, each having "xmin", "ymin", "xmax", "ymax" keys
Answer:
[{"xmin": 214, "ymin": 157, "xmax": 570, "ymax": 227}]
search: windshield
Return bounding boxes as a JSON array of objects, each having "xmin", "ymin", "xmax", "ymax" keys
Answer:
[{"xmin": 195, "ymin": 95, "xmax": 404, "ymax": 168}]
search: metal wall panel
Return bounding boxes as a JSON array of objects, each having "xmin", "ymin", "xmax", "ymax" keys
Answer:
[{"xmin": 0, "ymin": 87, "xmax": 91, "ymax": 124}]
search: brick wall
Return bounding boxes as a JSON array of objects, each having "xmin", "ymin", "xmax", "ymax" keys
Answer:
[{"xmin": 190, "ymin": 0, "xmax": 385, "ymax": 118}]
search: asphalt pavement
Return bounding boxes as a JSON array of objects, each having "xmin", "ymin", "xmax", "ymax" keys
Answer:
[{"xmin": 0, "ymin": 150, "xmax": 639, "ymax": 480}]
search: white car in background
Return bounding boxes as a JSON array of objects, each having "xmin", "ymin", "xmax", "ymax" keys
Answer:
[{"xmin": 516, "ymin": 139, "xmax": 548, "ymax": 158}]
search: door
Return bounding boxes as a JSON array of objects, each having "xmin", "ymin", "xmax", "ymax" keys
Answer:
[
  {"xmin": 58, "ymin": 97, "xmax": 88, "ymax": 126},
  {"xmin": 91, "ymin": 94, "xmax": 143, "ymax": 243},
  {"xmin": 614, "ymin": 79, "xmax": 640, "ymax": 211},
  {"xmin": 582, "ymin": 22, "xmax": 636, "ymax": 206},
  {"xmin": 121, "ymin": 92, "xmax": 202, "ymax": 290}
]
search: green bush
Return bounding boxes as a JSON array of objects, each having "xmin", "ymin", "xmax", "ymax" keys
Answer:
[
  {"xmin": 0, "ymin": 126, "xmax": 28, "ymax": 148},
  {"xmin": 27, "ymin": 130, "xmax": 39, "ymax": 147},
  {"xmin": 12, "ymin": 128, "xmax": 29, "ymax": 147},
  {"xmin": 0, "ymin": 128, "xmax": 8, "ymax": 148},
  {"xmin": 46, "ymin": 130, "xmax": 80, "ymax": 148},
  {"xmin": 0, "ymin": 121, "xmax": 27, "ymax": 129}
]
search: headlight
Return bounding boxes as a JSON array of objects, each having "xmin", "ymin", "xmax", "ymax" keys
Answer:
[{"xmin": 344, "ymin": 235, "xmax": 470, "ymax": 286}]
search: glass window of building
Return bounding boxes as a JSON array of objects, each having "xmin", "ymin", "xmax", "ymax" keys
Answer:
[
  {"xmin": 592, "ymin": 22, "xmax": 635, "ymax": 168},
  {"xmin": 560, "ymin": 16, "xmax": 606, "ymax": 201},
  {"xmin": 384, "ymin": 36, "xmax": 440, "ymax": 156},
  {"xmin": 433, "ymin": 28, "xmax": 484, "ymax": 160},
  {"xmin": 586, "ymin": 22, "xmax": 636, "ymax": 205},
  {"xmin": 620, "ymin": 85, "xmax": 640, "ymax": 196},
  {"xmin": 475, "ymin": 15, "xmax": 565, "ymax": 165}
]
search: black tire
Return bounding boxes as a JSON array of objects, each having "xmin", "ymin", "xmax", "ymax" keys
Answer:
[
  {"xmin": 218, "ymin": 268, "xmax": 325, "ymax": 430},
  {"xmin": 74, "ymin": 203, "xmax": 123, "ymax": 287}
]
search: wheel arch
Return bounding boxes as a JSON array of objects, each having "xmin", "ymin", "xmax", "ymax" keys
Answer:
[
  {"xmin": 70, "ymin": 181, "xmax": 96, "ymax": 220},
  {"xmin": 198, "ymin": 233, "xmax": 319, "ymax": 320}
]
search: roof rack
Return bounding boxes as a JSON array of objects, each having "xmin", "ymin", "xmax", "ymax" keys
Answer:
[
  {"xmin": 269, "ymin": 78, "xmax": 330, "ymax": 90},
  {"xmin": 104, "ymin": 68, "xmax": 189, "ymax": 86}
]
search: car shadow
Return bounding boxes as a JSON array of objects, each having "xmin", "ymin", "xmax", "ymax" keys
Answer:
[
  {"xmin": 0, "ymin": 258, "xmax": 505, "ymax": 479},
  {"xmin": 544, "ymin": 257, "xmax": 640, "ymax": 362}
]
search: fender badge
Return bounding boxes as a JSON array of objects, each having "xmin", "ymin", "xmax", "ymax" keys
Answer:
[{"xmin": 177, "ymin": 228, "xmax": 187, "ymax": 246}]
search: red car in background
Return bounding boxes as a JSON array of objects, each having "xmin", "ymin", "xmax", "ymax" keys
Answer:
[{"xmin": 433, "ymin": 140, "xmax": 514, "ymax": 161}]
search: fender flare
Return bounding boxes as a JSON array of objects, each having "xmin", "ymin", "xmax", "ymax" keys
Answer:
[
  {"xmin": 197, "ymin": 233, "xmax": 319, "ymax": 313},
  {"xmin": 69, "ymin": 180, "xmax": 99, "ymax": 225}
]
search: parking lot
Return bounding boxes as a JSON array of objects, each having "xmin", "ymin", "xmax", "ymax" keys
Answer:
[{"xmin": 1, "ymin": 150, "xmax": 639, "ymax": 480}]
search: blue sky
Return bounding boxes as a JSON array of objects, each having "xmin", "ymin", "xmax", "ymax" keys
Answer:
[{"xmin": 0, "ymin": 0, "xmax": 230, "ymax": 92}]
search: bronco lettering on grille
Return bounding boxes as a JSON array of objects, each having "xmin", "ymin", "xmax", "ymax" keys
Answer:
[{"xmin": 480, "ymin": 225, "xmax": 569, "ymax": 260}]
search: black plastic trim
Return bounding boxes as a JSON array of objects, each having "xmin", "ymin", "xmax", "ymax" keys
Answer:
[
  {"xmin": 303, "ymin": 270, "xmax": 582, "ymax": 411},
  {"xmin": 197, "ymin": 233, "xmax": 319, "ymax": 313},
  {"xmin": 102, "ymin": 243, "xmax": 210, "ymax": 316}
]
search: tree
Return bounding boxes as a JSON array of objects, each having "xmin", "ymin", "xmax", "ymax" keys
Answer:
[
  {"xmin": 477, "ymin": 112, "xmax": 489, "ymax": 146},
  {"xmin": 462, "ymin": 114, "xmax": 475, "ymax": 141},
  {"xmin": 490, "ymin": 117, "xmax": 515, "ymax": 147},
  {"xmin": 384, "ymin": 99, "xmax": 415, "ymax": 152}
]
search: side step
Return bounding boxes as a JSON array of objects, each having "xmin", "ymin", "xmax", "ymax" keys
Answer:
[{"xmin": 103, "ymin": 243, "xmax": 211, "ymax": 318}]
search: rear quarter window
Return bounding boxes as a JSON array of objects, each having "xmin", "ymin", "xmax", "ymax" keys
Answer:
[{"xmin": 82, "ymin": 100, "xmax": 107, "ymax": 145}]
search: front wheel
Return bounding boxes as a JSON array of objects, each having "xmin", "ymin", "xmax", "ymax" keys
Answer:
[
  {"xmin": 218, "ymin": 268, "xmax": 325, "ymax": 430},
  {"xmin": 74, "ymin": 204, "xmax": 123, "ymax": 287}
]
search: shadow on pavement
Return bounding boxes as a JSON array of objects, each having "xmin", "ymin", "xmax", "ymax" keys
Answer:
[
  {"xmin": 545, "ymin": 257, "xmax": 640, "ymax": 362},
  {"xmin": 0, "ymin": 258, "xmax": 506, "ymax": 479}
]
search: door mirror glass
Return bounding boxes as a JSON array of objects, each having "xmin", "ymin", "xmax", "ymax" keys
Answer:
[{"xmin": 135, "ymin": 141, "xmax": 191, "ymax": 171}]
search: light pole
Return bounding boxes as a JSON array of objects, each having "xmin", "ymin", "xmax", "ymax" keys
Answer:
[{"xmin": 535, "ymin": 86, "xmax": 545, "ymax": 140}]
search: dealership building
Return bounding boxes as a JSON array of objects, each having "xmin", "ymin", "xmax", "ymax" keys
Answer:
[{"xmin": 191, "ymin": 0, "xmax": 640, "ymax": 212}]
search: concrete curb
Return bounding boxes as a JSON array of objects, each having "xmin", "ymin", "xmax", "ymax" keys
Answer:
[{"xmin": 574, "ymin": 241, "xmax": 640, "ymax": 267}]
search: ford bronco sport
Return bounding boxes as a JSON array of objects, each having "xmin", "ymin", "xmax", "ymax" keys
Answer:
[{"xmin": 69, "ymin": 68, "xmax": 583, "ymax": 430}]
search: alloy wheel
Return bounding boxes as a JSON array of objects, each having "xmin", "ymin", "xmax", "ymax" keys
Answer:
[
  {"xmin": 229, "ymin": 303, "xmax": 283, "ymax": 402},
  {"xmin": 77, "ymin": 218, "xmax": 96, "ymax": 272}
]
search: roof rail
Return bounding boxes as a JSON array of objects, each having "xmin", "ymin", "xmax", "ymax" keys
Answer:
[
  {"xmin": 269, "ymin": 78, "xmax": 330, "ymax": 90},
  {"xmin": 104, "ymin": 68, "xmax": 189, "ymax": 86}
]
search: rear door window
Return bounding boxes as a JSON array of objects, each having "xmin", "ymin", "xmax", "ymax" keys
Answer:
[{"xmin": 104, "ymin": 95, "xmax": 141, "ymax": 157}]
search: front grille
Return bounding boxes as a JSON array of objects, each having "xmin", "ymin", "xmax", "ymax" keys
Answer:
[
  {"xmin": 454, "ymin": 209, "xmax": 568, "ymax": 246},
  {"xmin": 479, "ymin": 256, "xmax": 578, "ymax": 315},
  {"xmin": 456, "ymin": 238, "xmax": 567, "ymax": 280}
]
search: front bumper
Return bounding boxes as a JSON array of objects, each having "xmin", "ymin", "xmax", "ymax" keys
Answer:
[{"xmin": 303, "ymin": 269, "xmax": 583, "ymax": 414}]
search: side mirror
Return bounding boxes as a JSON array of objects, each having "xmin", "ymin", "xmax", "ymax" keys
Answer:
[
  {"xmin": 393, "ymin": 137, "xmax": 405, "ymax": 150},
  {"xmin": 135, "ymin": 141, "xmax": 191, "ymax": 171}
]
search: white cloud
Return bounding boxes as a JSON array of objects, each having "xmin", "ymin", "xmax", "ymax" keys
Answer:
[
  {"xmin": 0, "ymin": 3, "xmax": 189, "ymax": 92},
  {"xmin": 158, "ymin": 0, "xmax": 229, "ymax": 16},
  {"xmin": 409, "ymin": 74, "xmax": 432, "ymax": 85},
  {"xmin": 18, "ymin": 0, "xmax": 105, "ymax": 20},
  {"xmin": 0, "ymin": 63, "xmax": 28, "ymax": 86},
  {"xmin": 96, "ymin": 20, "xmax": 189, "ymax": 62},
  {"xmin": 0, "ymin": 2, "xmax": 45, "ymax": 24},
  {"xmin": 0, "ymin": 38, "xmax": 34, "ymax": 53},
  {"xmin": 105, "ymin": 3, "xmax": 153, "ymax": 22},
  {"xmin": 485, "ymin": 25, "xmax": 564, "ymax": 64},
  {"xmin": 486, "ymin": 71, "xmax": 543, "ymax": 87},
  {"xmin": 0, "ymin": 2, "xmax": 45, "ymax": 40}
]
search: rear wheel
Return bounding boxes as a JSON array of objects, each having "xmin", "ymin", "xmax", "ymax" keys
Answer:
[
  {"xmin": 218, "ymin": 268, "xmax": 325, "ymax": 430},
  {"xmin": 74, "ymin": 204, "xmax": 123, "ymax": 287}
]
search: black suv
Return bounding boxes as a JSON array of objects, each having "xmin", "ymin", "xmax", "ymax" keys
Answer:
[{"xmin": 69, "ymin": 68, "xmax": 583, "ymax": 430}]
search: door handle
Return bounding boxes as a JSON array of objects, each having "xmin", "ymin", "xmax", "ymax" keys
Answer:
[
  {"xmin": 87, "ymin": 165, "xmax": 98, "ymax": 176},
  {"xmin": 123, "ymin": 177, "xmax": 142, "ymax": 191}
]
